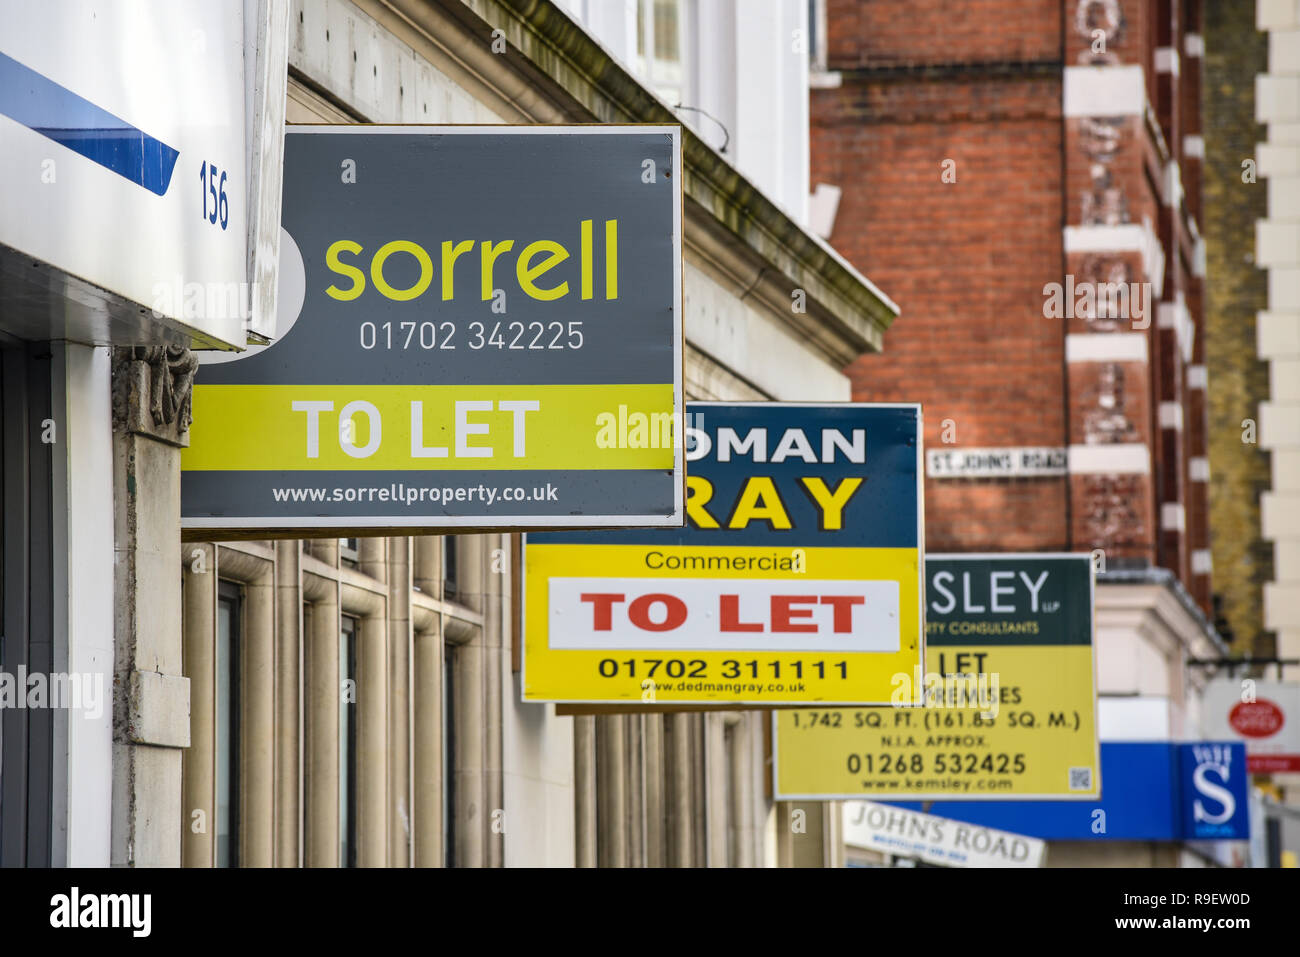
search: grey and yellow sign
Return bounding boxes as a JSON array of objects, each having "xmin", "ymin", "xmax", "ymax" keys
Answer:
[{"xmin": 182, "ymin": 126, "xmax": 683, "ymax": 534}]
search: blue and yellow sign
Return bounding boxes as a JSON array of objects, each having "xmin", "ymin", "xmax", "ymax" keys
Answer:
[{"xmin": 523, "ymin": 402, "xmax": 924, "ymax": 704}]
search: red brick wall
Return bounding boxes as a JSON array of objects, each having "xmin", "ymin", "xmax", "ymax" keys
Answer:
[
  {"xmin": 814, "ymin": 76, "xmax": 1069, "ymax": 552},
  {"xmin": 816, "ymin": 0, "xmax": 1209, "ymax": 607},
  {"xmin": 826, "ymin": 0, "xmax": 1062, "ymax": 67}
]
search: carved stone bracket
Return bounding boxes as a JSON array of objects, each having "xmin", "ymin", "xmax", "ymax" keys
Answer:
[
  {"xmin": 1080, "ymin": 473, "xmax": 1145, "ymax": 550},
  {"xmin": 112, "ymin": 344, "xmax": 198, "ymax": 448},
  {"xmin": 1075, "ymin": 0, "xmax": 1126, "ymax": 65},
  {"xmin": 1077, "ymin": 254, "xmax": 1133, "ymax": 329},
  {"xmin": 1079, "ymin": 116, "xmax": 1130, "ymax": 226},
  {"xmin": 1082, "ymin": 362, "xmax": 1139, "ymax": 445}
]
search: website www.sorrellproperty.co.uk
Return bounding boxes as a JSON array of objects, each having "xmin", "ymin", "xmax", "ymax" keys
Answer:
[{"xmin": 270, "ymin": 481, "xmax": 560, "ymax": 508}]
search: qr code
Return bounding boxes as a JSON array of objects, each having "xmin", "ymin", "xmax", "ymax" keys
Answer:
[{"xmin": 1069, "ymin": 767, "xmax": 1092, "ymax": 791}]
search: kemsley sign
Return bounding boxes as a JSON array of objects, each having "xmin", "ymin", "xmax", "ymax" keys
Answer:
[
  {"xmin": 774, "ymin": 554, "xmax": 1100, "ymax": 800},
  {"xmin": 182, "ymin": 126, "xmax": 683, "ymax": 533},
  {"xmin": 523, "ymin": 402, "xmax": 924, "ymax": 705}
]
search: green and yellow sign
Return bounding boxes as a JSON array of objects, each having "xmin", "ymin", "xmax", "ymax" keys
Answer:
[{"xmin": 774, "ymin": 554, "xmax": 1099, "ymax": 799}]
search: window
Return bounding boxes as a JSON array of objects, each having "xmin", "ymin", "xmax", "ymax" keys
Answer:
[
  {"xmin": 215, "ymin": 582, "xmax": 241, "ymax": 868},
  {"xmin": 723, "ymin": 720, "xmax": 738, "ymax": 868},
  {"xmin": 808, "ymin": 0, "xmax": 828, "ymax": 72},
  {"xmin": 636, "ymin": 0, "xmax": 686, "ymax": 104},
  {"xmin": 443, "ymin": 640, "xmax": 456, "ymax": 867},
  {"xmin": 442, "ymin": 537, "xmax": 458, "ymax": 602},
  {"xmin": 0, "ymin": 343, "xmax": 56, "ymax": 867},
  {"xmin": 339, "ymin": 615, "xmax": 358, "ymax": 867},
  {"xmin": 339, "ymin": 538, "xmax": 359, "ymax": 567}
]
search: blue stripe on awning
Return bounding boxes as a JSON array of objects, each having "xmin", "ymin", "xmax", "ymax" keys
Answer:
[{"xmin": 0, "ymin": 51, "xmax": 179, "ymax": 196}]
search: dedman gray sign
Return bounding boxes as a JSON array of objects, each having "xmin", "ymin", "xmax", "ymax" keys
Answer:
[{"xmin": 182, "ymin": 126, "xmax": 683, "ymax": 535}]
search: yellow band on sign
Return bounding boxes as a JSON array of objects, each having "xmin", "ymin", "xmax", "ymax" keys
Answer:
[
  {"xmin": 525, "ymin": 543, "xmax": 920, "ymax": 581},
  {"xmin": 523, "ymin": 543, "xmax": 922, "ymax": 704},
  {"xmin": 183, "ymin": 384, "xmax": 675, "ymax": 471}
]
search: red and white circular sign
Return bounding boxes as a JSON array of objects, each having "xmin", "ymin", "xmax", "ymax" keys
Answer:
[{"xmin": 1228, "ymin": 699, "xmax": 1285, "ymax": 738}]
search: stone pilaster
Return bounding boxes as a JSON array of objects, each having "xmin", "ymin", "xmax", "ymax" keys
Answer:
[{"xmin": 110, "ymin": 345, "xmax": 196, "ymax": 866}]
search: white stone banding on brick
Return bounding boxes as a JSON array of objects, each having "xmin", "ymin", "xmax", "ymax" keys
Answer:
[
  {"xmin": 1068, "ymin": 443, "xmax": 1151, "ymax": 474},
  {"xmin": 1064, "ymin": 221, "xmax": 1167, "ymax": 293},
  {"xmin": 1158, "ymin": 294, "xmax": 1196, "ymax": 363},
  {"xmin": 1065, "ymin": 332, "xmax": 1149, "ymax": 363},
  {"xmin": 1063, "ymin": 65, "xmax": 1147, "ymax": 116}
]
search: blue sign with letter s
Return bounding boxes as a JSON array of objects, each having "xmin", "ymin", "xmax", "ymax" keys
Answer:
[
  {"xmin": 891, "ymin": 742, "xmax": 1251, "ymax": 842},
  {"xmin": 1177, "ymin": 742, "xmax": 1249, "ymax": 841}
]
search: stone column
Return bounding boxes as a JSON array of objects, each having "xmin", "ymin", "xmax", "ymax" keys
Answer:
[
  {"xmin": 573, "ymin": 715, "xmax": 597, "ymax": 868},
  {"xmin": 626, "ymin": 715, "xmax": 645, "ymax": 867},
  {"xmin": 302, "ymin": 571, "xmax": 339, "ymax": 867},
  {"xmin": 450, "ymin": 634, "xmax": 484, "ymax": 867},
  {"xmin": 223, "ymin": 549, "xmax": 276, "ymax": 867},
  {"xmin": 643, "ymin": 714, "xmax": 665, "ymax": 867},
  {"xmin": 449, "ymin": 535, "xmax": 485, "ymax": 867},
  {"xmin": 180, "ymin": 544, "xmax": 215, "ymax": 868},
  {"xmin": 483, "ymin": 533, "xmax": 505, "ymax": 868},
  {"xmin": 110, "ymin": 345, "xmax": 197, "ymax": 867},
  {"xmin": 668, "ymin": 712, "xmax": 694, "ymax": 866},
  {"xmin": 386, "ymin": 537, "xmax": 412, "ymax": 867},
  {"xmin": 273, "ymin": 541, "xmax": 302, "ymax": 866},
  {"xmin": 357, "ymin": 610, "xmax": 388, "ymax": 866},
  {"xmin": 704, "ymin": 713, "xmax": 728, "ymax": 867},
  {"xmin": 411, "ymin": 616, "xmax": 442, "ymax": 867},
  {"xmin": 595, "ymin": 715, "xmax": 627, "ymax": 867}
]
